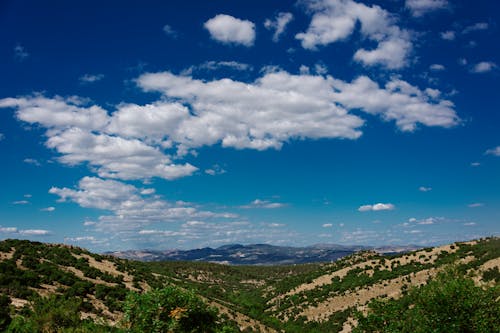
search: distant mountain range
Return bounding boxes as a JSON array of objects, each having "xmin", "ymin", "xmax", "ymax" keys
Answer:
[{"xmin": 107, "ymin": 243, "xmax": 422, "ymax": 265}]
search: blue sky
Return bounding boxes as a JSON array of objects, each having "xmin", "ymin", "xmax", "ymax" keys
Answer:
[{"xmin": 0, "ymin": 0, "xmax": 499, "ymax": 251}]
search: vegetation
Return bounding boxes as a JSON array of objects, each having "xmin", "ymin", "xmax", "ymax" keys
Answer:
[
  {"xmin": 354, "ymin": 268, "xmax": 500, "ymax": 332},
  {"xmin": 0, "ymin": 237, "xmax": 498, "ymax": 332}
]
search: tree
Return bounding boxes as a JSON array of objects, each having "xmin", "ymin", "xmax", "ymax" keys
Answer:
[
  {"xmin": 122, "ymin": 286, "xmax": 224, "ymax": 333},
  {"xmin": 354, "ymin": 268, "xmax": 500, "ymax": 332}
]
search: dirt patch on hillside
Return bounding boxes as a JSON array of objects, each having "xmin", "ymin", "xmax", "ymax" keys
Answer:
[
  {"xmin": 0, "ymin": 248, "xmax": 14, "ymax": 260},
  {"xmin": 73, "ymin": 253, "xmax": 143, "ymax": 291},
  {"xmin": 299, "ymin": 267, "xmax": 438, "ymax": 322},
  {"xmin": 270, "ymin": 244, "xmax": 458, "ymax": 307}
]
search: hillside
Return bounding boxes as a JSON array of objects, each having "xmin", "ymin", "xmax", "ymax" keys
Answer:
[{"xmin": 0, "ymin": 237, "xmax": 499, "ymax": 332}]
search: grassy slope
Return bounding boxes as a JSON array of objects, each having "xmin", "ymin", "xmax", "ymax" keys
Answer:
[{"xmin": 0, "ymin": 237, "xmax": 499, "ymax": 332}]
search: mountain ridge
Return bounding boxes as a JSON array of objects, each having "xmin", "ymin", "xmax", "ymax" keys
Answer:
[{"xmin": 106, "ymin": 243, "xmax": 422, "ymax": 265}]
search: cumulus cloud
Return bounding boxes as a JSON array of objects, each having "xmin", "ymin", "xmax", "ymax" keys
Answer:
[
  {"xmin": 41, "ymin": 206, "xmax": 55, "ymax": 212},
  {"xmin": 79, "ymin": 74, "xmax": 104, "ymax": 84},
  {"xmin": 485, "ymin": 146, "xmax": 500, "ymax": 156},
  {"xmin": 405, "ymin": 0, "xmax": 448, "ymax": 17},
  {"xmin": 322, "ymin": 223, "xmax": 333, "ymax": 228},
  {"xmin": 358, "ymin": 203, "xmax": 395, "ymax": 212},
  {"xmin": 296, "ymin": 0, "xmax": 412, "ymax": 69},
  {"xmin": 204, "ymin": 14, "xmax": 256, "ymax": 46},
  {"xmin": 1, "ymin": 69, "xmax": 458, "ymax": 184},
  {"xmin": 264, "ymin": 12, "xmax": 293, "ymax": 42},
  {"xmin": 240, "ymin": 199, "xmax": 287, "ymax": 209},
  {"xmin": 0, "ymin": 227, "xmax": 18, "ymax": 233},
  {"xmin": 205, "ymin": 164, "xmax": 226, "ymax": 176},
  {"xmin": 49, "ymin": 176, "xmax": 235, "ymax": 231},
  {"xmin": 0, "ymin": 95, "xmax": 109, "ymax": 131},
  {"xmin": 471, "ymin": 62, "xmax": 497, "ymax": 73},
  {"xmin": 419, "ymin": 186, "xmax": 432, "ymax": 192}
]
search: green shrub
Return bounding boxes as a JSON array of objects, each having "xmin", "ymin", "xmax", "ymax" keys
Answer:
[{"xmin": 355, "ymin": 268, "xmax": 500, "ymax": 332}]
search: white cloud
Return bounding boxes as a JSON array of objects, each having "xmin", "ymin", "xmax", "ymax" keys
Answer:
[
  {"xmin": 13, "ymin": 200, "xmax": 30, "ymax": 205},
  {"xmin": 429, "ymin": 64, "xmax": 445, "ymax": 71},
  {"xmin": 330, "ymin": 76, "xmax": 458, "ymax": 131},
  {"xmin": 440, "ymin": 30, "xmax": 455, "ymax": 40},
  {"xmin": 46, "ymin": 126, "xmax": 197, "ymax": 180},
  {"xmin": 296, "ymin": 0, "xmax": 412, "ymax": 69},
  {"xmin": 471, "ymin": 162, "xmax": 480, "ymax": 167},
  {"xmin": 162, "ymin": 24, "xmax": 178, "ymax": 38},
  {"xmin": 485, "ymin": 146, "xmax": 500, "ymax": 156},
  {"xmin": 458, "ymin": 58, "xmax": 467, "ymax": 66},
  {"xmin": 138, "ymin": 70, "xmax": 458, "ymax": 150},
  {"xmin": 14, "ymin": 44, "xmax": 29, "ymax": 61},
  {"xmin": 24, "ymin": 194, "xmax": 32, "ymax": 198},
  {"xmin": 196, "ymin": 61, "xmax": 253, "ymax": 72},
  {"xmin": 204, "ymin": 14, "xmax": 255, "ymax": 46},
  {"xmin": 471, "ymin": 62, "xmax": 497, "ymax": 73},
  {"xmin": 41, "ymin": 206, "xmax": 55, "ymax": 212},
  {"xmin": 405, "ymin": 0, "xmax": 448, "ymax": 17},
  {"xmin": 1, "ymin": 69, "xmax": 458, "ymax": 184},
  {"xmin": 463, "ymin": 22, "xmax": 489, "ymax": 34},
  {"xmin": 0, "ymin": 95, "xmax": 109, "ymax": 131},
  {"xmin": 79, "ymin": 74, "xmax": 104, "ymax": 84},
  {"xmin": 358, "ymin": 203, "xmax": 395, "ymax": 212},
  {"xmin": 419, "ymin": 186, "xmax": 432, "ymax": 192},
  {"xmin": 24, "ymin": 158, "xmax": 41, "ymax": 166},
  {"xmin": 19, "ymin": 229, "xmax": 51, "ymax": 235},
  {"xmin": 468, "ymin": 203, "xmax": 484, "ymax": 208},
  {"xmin": 322, "ymin": 223, "xmax": 333, "ymax": 228},
  {"xmin": 264, "ymin": 12, "xmax": 293, "ymax": 42},
  {"xmin": 205, "ymin": 164, "xmax": 226, "ymax": 176},
  {"xmin": 241, "ymin": 199, "xmax": 286, "ymax": 209},
  {"xmin": 0, "ymin": 227, "xmax": 18, "ymax": 233},
  {"xmin": 463, "ymin": 222, "xmax": 477, "ymax": 226},
  {"xmin": 0, "ymin": 133, "xmax": 4, "ymax": 141},
  {"xmin": 50, "ymin": 176, "xmax": 235, "ymax": 232}
]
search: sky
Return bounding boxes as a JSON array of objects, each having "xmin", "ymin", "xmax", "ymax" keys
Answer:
[{"xmin": 0, "ymin": 0, "xmax": 499, "ymax": 252}]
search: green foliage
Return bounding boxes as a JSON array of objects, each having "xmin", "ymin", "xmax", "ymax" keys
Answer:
[
  {"xmin": 0, "ymin": 293, "xmax": 12, "ymax": 331},
  {"xmin": 122, "ymin": 286, "xmax": 226, "ymax": 333},
  {"xmin": 354, "ymin": 268, "xmax": 500, "ymax": 333}
]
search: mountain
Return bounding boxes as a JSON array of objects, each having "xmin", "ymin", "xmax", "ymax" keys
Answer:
[
  {"xmin": 0, "ymin": 237, "xmax": 498, "ymax": 332},
  {"xmin": 107, "ymin": 243, "xmax": 420, "ymax": 265}
]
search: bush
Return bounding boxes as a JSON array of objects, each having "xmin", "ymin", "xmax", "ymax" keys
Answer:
[
  {"xmin": 122, "ymin": 286, "xmax": 223, "ymax": 333},
  {"xmin": 355, "ymin": 268, "xmax": 500, "ymax": 332}
]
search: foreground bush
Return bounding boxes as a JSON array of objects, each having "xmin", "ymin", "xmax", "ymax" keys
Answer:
[
  {"xmin": 123, "ymin": 286, "xmax": 236, "ymax": 333},
  {"xmin": 355, "ymin": 268, "xmax": 500, "ymax": 332}
]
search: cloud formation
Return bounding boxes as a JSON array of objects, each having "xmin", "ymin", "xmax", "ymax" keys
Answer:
[
  {"xmin": 358, "ymin": 203, "xmax": 395, "ymax": 212},
  {"xmin": 471, "ymin": 62, "xmax": 497, "ymax": 73},
  {"xmin": 405, "ymin": 0, "xmax": 448, "ymax": 17},
  {"xmin": 204, "ymin": 14, "xmax": 256, "ymax": 46},
  {"xmin": 49, "ymin": 176, "xmax": 235, "ymax": 231},
  {"xmin": 240, "ymin": 199, "xmax": 287, "ymax": 209},
  {"xmin": 485, "ymin": 146, "xmax": 500, "ymax": 156},
  {"xmin": 297, "ymin": 0, "xmax": 412, "ymax": 69},
  {"xmin": 1, "ymin": 69, "xmax": 459, "ymax": 183},
  {"xmin": 264, "ymin": 12, "xmax": 293, "ymax": 42}
]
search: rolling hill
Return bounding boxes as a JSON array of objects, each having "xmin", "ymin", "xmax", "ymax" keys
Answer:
[{"xmin": 0, "ymin": 237, "xmax": 499, "ymax": 332}]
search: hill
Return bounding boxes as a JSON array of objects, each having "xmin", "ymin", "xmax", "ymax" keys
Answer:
[{"xmin": 0, "ymin": 237, "xmax": 499, "ymax": 332}]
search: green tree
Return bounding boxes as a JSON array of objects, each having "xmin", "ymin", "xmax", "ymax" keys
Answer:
[
  {"xmin": 355, "ymin": 268, "xmax": 500, "ymax": 332},
  {"xmin": 0, "ymin": 294, "xmax": 12, "ymax": 331},
  {"xmin": 122, "ymin": 286, "xmax": 223, "ymax": 333}
]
